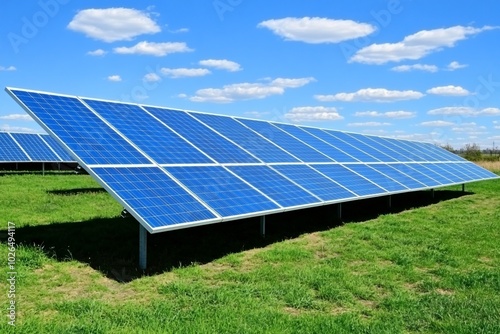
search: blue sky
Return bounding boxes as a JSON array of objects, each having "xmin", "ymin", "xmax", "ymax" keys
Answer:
[{"xmin": 1, "ymin": 0, "xmax": 499, "ymax": 149}]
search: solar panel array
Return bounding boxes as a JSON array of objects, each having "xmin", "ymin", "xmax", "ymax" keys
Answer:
[
  {"xmin": 0, "ymin": 131, "xmax": 74, "ymax": 163},
  {"xmin": 6, "ymin": 87, "xmax": 498, "ymax": 233}
]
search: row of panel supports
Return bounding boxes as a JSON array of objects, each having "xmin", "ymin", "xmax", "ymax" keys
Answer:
[{"xmin": 137, "ymin": 184, "xmax": 467, "ymax": 270}]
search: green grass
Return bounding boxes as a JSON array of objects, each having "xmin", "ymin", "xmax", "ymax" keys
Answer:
[{"xmin": 1, "ymin": 171, "xmax": 500, "ymax": 333}]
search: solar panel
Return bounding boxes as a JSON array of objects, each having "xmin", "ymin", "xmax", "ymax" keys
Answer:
[
  {"xmin": 41, "ymin": 135, "xmax": 75, "ymax": 162},
  {"xmin": 144, "ymin": 107, "xmax": 259, "ymax": 164},
  {"xmin": 6, "ymin": 87, "xmax": 498, "ymax": 236},
  {"xmin": 10, "ymin": 133, "xmax": 60, "ymax": 161},
  {"xmin": 0, "ymin": 132, "xmax": 30, "ymax": 162}
]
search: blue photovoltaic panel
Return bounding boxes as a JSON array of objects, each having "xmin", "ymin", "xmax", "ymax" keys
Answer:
[
  {"xmin": 166, "ymin": 166, "xmax": 280, "ymax": 217},
  {"xmin": 453, "ymin": 162, "xmax": 497, "ymax": 179},
  {"xmin": 434, "ymin": 163, "xmax": 475, "ymax": 182},
  {"xmin": 0, "ymin": 132, "xmax": 29, "ymax": 161},
  {"xmin": 93, "ymin": 167, "xmax": 218, "ymax": 229},
  {"xmin": 352, "ymin": 134, "xmax": 409, "ymax": 162},
  {"xmin": 272, "ymin": 164, "xmax": 357, "ymax": 201},
  {"xmin": 311, "ymin": 164, "xmax": 387, "ymax": 196},
  {"xmin": 10, "ymin": 133, "xmax": 60, "ymax": 161},
  {"xmin": 228, "ymin": 165, "xmax": 320, "ymax": 207},
  {"xmin": 9, "ymin": 90, "xmax": 150, "ymax": 165},
  {"xmin": 84, "ymin": 100, "xmax": 213, "ymax": 164},
  {"xmin": 238, "ymin": 119, "xmax": 332, "ymax": 162},
  {"xmin": 191, "ymin": 113, "xmax": 299, "ymax": 163},
  {"xmin": 391, "ymin": 164, "xmax": 442, "ymax": 187},
  {"xmin": 326, "ymin": 131, "xmax": 396, "ymax": 162},
  {"xmin": 7, "ymin": 87, "xmax": 498, "ymax": 233},
  {"xmin": 385, "ymin": 139, "xmax": 438, "ymax": 162},
  {"xmin": 343, "ymin": 164, "xmax": 408, "ymax": 192},
  {"xmin": 144, "ymin": 106, "xmax": 259, "ymax": 164},
  {"xmin": 41, "ymin": 135, "xmax": 75, "ymax": 161},
  {"xmin": 272, "ymin": 123, "xmax": 359, "ymax": 162},
  {"xmin": 304, "ymin": 127, "xmax": 380, "ymax": 162},
  {"xmin": 368, "ymin": 164, "xmax": 427, "ymax": 189},
  {"xmin": 408, "ymin": 163, "xmax": 452, "ymax": 185}
]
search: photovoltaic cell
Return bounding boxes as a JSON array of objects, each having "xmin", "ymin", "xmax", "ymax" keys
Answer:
[
  {"xmin": 93, "ymin": 167, "xmax": 218, "ymax": 228},
  {"xmin": 272, "ymin": 123, "xmax": 359, "ymax": 162},
  {"xmin": 272, "ymin": 164, "xmax": 357, "ymax": 201},
  {"xmin": 306, "ymin": 128, "xmax": 380, "ymax": 162},
  {"xmin": 368, "ymin": 164, "xmax": 426, "ymax": 189},
  {"xmin": 228, "ymin": 165, "xmax": 320, "ymax": 207},
  {"xmin": 391, "ymin": 164, "xmax": 442, "ymax": 187},
  {"xmin": 326, "ymin": 131, "xmax": 395, "ymax": 162},
  {"xmin": 0, "ymin": 132, "xmax": 30, "ymax": 161},
  {"xmin": 409, "ymin": 163, "xmax": 452, "ymax": 185},
  {"xmin": 353, "ymin": 134, "xmax": 408, "ymax": 162},
  {"xmin": 41, "ymin": 135, "xmax": 75, "ymax": 161},
  {"xmin": 311, "ymin": 164, "xmax": 387, "ymax": 196},
  {"xmin": 84, "ymin": 100, "xmax": 213, "ymax": 164},
  {"xmin": 238, "ymin": 119, "xmax": 333, "ymax": 162},
  {"xmin": 166, "ymin": 166, "xmax": 280, "ymax": 217},
  {"xmin": 144, "ymin": 106, "xmax": 259, "ymax": 163},
  {"xmin": 343, "ymin": 164, "xmax": 408, "ymax": 192},
  {"xmin": 10, "ymin": 133, "xmax": 60, "ymax": 161},
  {"xmin": 9, "ymin": 90, "xmax": 149, "ymax": 165}
]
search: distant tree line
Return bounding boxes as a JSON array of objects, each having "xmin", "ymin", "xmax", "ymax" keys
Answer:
[{"xmin": 440, "ymin": 143, "xmax": 500, "ymax": 162}]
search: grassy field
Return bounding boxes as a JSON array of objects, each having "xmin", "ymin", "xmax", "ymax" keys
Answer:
[{"xmin": 1, "ymin": 170, "xmax": 499, "ymax": 333}]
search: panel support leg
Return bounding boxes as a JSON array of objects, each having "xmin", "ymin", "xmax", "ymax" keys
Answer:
[
  {"xmin": 260, "ymin": 216, "xmax": 266, "ymax": 238},
  {"xmin": 462, "ymin": 184, "xmax": 465, "ymax": 192},
  {"xmin": 42, "ymin": 162, "xmax": 45, "ymax": 176},
  {"xmin": 431, "ymin": 188, "xmax": 435, "ymax": 199},
  {"xmin": 139, "ymin": 224, "xmax": 148, "ymax": 270},
  {"xmin": 388, "ymin": 195, "xmax": 392, "ymax": 210},
  {"xmin": 337, "ymin": 203, "xmax": 342, "ymax": 222}
]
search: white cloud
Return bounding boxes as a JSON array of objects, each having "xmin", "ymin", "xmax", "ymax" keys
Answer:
[
  {"xmin": 481, "ymin": 108, "xmax": 500, "ymax": 115},
  {"xmin": 160, "ymin": 68, "xmax": 211, "ymax": 78},
  {"xmin": 114, "ymin": 41, "xmax": 193, "ymax": 56},
  {"xmin": 285, "ymin": 106, "xmax": 343, "ymax": 122},
  {"xmin": 428, "ymin": 107, "xmax": 500, "ymax": 116},
  {"xmin": 447, "ymin": 61, "xmax": 468, "ymax": 71},
  {"xmin": 0, "ymin": 114, "xmax": 33, "ymax": 121},
  {"xmin": 315, "ymin": 88, "xmax": 424, "ymax": 103},
  {"xmin": 143, "ymin": 73, "xmax": 161, "ymax": 82},
  {"xmin": 451, "ymin": 122, "xmax": 487, "ymax": 134},
  {"xmin": 420, "ymin": 120, "xmax": 455, "ymax": 127},
  {"xmin": 391, "ymin": 64, "xmax": 438, "ymax": 73},
  {"xmin": 494, "ymin": 125, "xmax": 500, "ymax": 129},
  {"xmin": 107, "ymin": 75, "xmax": 122, "ymax": 82},
  {"xmin": 168, "ymin": 27, "xmax": 189, "ymax": 34},
  {"xmin": 354, "ymin": 110, "xmax": 416, "ymax": 119},
  {"xmin": 258, "ymin": 17, "xmax": 375, "ymax": 44},
  {"xmin": 0, "ymin": 66, "xmax": 16, "ymax": 71},
  {"xmin": 426, "ymin": 85, "xmax": 471, "ymax": 96},
  {"xmin": 68, "ymin": 8, "xmax": 160, "ymax": 42},
  {"xmin": 87, "ymin": 49, "xmax": 107, "ymax": 56},
  {"xmin": 199, "ymin": 59, "xmax": 242, "ymax": 72},
  {"xmin": 0, "ymin": 125, "xmax": 39, "ymax": 133},
  {"xmin": 351, "ymin": 25, "xmax": 497, "ymax": 64},
  {"xmin": 190, "ymin": 77, "xmax": 315, "ymax": 103},
  {"xmin": 348, "ymin": 122, "xmax": 391, "ymax": 127}
]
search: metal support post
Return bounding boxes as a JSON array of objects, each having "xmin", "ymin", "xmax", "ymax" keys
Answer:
[
  {"xmin": 42, "ymin": 162, "xmax": 45, "ymax": 176},
  {"xmin": 337, "ymin": 203, "xmax": 342, "ymax": 221},
  {"xmin": 139, "ymin": 224, "xmax": 148, "ymax": 270},
  {"xmin": 431, "ymin": 188, "xmax": 435, "ymax": 199},
  {"xmin": 462, "ymin": 184, "xmax": 465, "ymax": 192},
  {"xmin": 260, "ymin": 216, "xmax": 266, "ymax": 238},
  {"xmin": 388, "ymin": 195, "xmax": 392, "ymax": 209}
]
